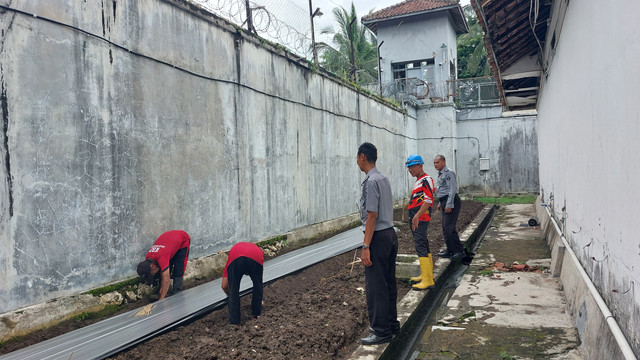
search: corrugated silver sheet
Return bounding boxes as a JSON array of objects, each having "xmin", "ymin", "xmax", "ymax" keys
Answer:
[{"xmin": 0, "ymin": 228, "xmax": 363, "ymax": 360}]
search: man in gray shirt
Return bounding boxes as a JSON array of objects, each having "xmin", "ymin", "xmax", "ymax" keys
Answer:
[
  {"xmin": 357, "ymin": 142, "xmax": 399, "ymax": 345},
  {"xmin": 433, "ymin": 154, "xmax": 464, "ymax": 258}
]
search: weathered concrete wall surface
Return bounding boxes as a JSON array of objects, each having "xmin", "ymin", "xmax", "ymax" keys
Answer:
[
  {"xmin": 0, "ymin": 0, "xmax": 412, "ymax": 313},
  {"xmin": 457, "ymin": 106, "xmax": 538, "ymax": 195},
  {"xmin": 414, "ymin": 104, "xmax": 458, "ymax": 176},
  {"xmin": 408, "ymin": 104, "xmax": 538, "ymax": 196},
  {"xmin": 536, "ymin": 199, "xmax": 629, "ymax": 360},
  {"xmin": 536, "ymin": 0, "xmax": 640, "ymax": 356}
]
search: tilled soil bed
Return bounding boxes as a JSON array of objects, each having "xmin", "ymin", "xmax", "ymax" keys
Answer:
[
  {"xmin": 110, "ymin": 200, "xmax": 485, "ymax": 360},
  {"xmin": 0, "ymin": 200, "xmax": 485, "ymax": 360}
]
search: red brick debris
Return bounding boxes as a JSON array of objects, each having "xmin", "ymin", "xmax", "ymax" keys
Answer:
[{"xmin": 485, "ymin": 262, "xmax": 541, "ymax": 273}]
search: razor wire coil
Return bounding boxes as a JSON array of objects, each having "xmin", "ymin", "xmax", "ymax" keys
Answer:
[{"xmin": 195, "ymin": 0, "xmax": 312, "ymax": 57}]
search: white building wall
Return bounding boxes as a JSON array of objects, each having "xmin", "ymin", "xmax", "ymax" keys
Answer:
[
  {"xmin": 411, "ymin": 104, "xmax": 457, "ymax": 191},
  {"xmin": 457, "ymin": 107, "xmax": 538, "ymax": 195},
  {"xmin": 447, "ymin": 17, "xmax": 458, "ymax": 77},
  {"xmin": 537, "ymin": 0, "xmax": 640, "ymax": 355},
  {"xmin": 377, "ymin": 13, "xmax": 457, "ymax": 84}
]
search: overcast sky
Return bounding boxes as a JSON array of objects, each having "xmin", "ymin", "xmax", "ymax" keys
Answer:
[{"xmin": 311, "ymin": 0, "xmax": 399, "ymax": 36}]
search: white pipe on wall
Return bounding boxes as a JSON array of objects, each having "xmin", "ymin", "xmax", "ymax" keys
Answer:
[{"xmin": 544, "ymin": 206, "xmax": 637, "ymax": 360}]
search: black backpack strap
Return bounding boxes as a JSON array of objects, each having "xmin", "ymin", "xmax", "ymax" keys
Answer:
[{"xmin": 422, "ymin": 176, "xmax": 433, "ymax": 197}]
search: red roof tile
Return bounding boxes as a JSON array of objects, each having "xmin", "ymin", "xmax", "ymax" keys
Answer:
[{"xmin": 362, "ymin": 0, "xmax": 459, "ymax": 22}]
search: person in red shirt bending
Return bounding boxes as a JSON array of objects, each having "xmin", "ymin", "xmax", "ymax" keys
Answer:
[
  {"xmin": 137, "ymin": 230, "xmax": 190, "ymax": 300},
  {"xmin": 405, "ymin": 154, "xmax": 436, "ymax": 291},
  {"xmin": 221, "ymin": 242, "xmax": 264, "ymax": 325}
]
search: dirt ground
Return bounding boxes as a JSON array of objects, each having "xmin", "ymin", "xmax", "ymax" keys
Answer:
[
  {"xmin": 395, "ymin": 200, "xmax": 485, "ymax": 255},
  {"xmin": 0, "ymin": 201, "xmax": 485, "ymax": 359}
]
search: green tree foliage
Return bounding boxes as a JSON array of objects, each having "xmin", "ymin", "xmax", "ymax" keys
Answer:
[
  {"xmin": 457, "ymin": 5, "xmax": 491, "ymax": 78},
  {"xmin": 318, "ymin": 3, "xmax": 378, "ymax": 84}
]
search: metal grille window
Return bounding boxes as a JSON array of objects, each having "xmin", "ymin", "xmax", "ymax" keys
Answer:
[
  {"xmin": 391, "ymin": 59, "xmax": 435, "ymax": 80},
  {"xmin": 392, "ymin": 63, "xmax": 406, "ymax": 80},
  {"xmin": 455, "ymin": 77, "xmax": 500, "ymax": 106}
]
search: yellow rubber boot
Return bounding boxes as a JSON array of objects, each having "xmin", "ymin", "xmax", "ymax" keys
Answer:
[
  {"xmin": 412, "ymin": 254, "xmax": 435, "ymax": 290},
  {"xmin": 410, "ymin": 263, "xmax": 422, "ymax": 283}
]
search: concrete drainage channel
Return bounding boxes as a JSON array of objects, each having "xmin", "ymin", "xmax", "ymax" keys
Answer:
[
  {"xmin": 349, "ymin": 204, "xmax": 497, "ymax": 360},
  {"xmin": 394, "ymin": 266, "xmax": 473, "ymax": 360}
]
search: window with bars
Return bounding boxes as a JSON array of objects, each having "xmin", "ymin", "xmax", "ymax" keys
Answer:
[{"xmin": 391, "ymin": 58, "xmax": 435, "ymax": 80}]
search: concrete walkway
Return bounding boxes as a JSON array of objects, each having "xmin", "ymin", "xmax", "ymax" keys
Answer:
[{"xmin": 414, "ymin": 204, "xmax": 584, "ymax": 359}]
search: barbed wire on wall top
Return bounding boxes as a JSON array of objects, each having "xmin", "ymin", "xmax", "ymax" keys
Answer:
[{"xmin": 194, "ymin": 0, "xmax": 313, "ymax": 58}]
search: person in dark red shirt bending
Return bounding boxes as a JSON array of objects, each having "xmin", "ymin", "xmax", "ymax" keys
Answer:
[
  {"xmin": 221, "ymin": 242, "xmax": 264, "ymax": 325},
  {"xmin": 137, "ymin": 230, "xmax": 190, "ymax": 300}
]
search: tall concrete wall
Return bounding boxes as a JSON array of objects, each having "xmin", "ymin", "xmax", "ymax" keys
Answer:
[
  {"xmin": 536, "ymin": 0, "xmax": 639, "ymax": 356},
  {"xmin": 414, "ymin": 104, "xmax": 458, "ymax": 176},
  {"xmin": 456, "ymin": 106, "xmax": 538, "ymax": 195},
  {"xmin": 0, "ymin": 0, "xmax": 413, "ymax": 313},
  {"xmin": 408, "ymin": 104, "xmax": 538, "ymax": 196}
]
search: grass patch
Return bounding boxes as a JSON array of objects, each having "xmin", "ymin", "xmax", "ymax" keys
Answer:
[
  {"xmin": 480, "ymin": 269, "xmax": 494, "ymax": 276},
  {"xmin": 70, "ymin": 304, "xmax": 121, "ymax": 322},
  {"xmin": 460, "ymin": 311, "xmax": 476, "ymax": 321},
  {"xmin": 499, "ymin": 350, "xmax": 516, "ymax": 359},
  {"xmin": 257, "ymin": 235, "xmax": 287, "ymax": 248},
  {"xmin": 83, "ymin": 277, "xmax": 141, "ymax": 297},
  {"xmin": 473, "ymin": 194, "xmax": 536, "ymax": 204}
]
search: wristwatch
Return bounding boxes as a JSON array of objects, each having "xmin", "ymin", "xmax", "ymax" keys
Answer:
[{"xmin": 362, "ymin": 243, "xmax": 369, "ymax": 249}]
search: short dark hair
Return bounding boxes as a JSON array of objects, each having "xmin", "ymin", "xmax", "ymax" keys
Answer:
[
  {"xmin": 358, "ymin": 142, "xmax": 377, "ymax": 163},
  {"xmin": 137, "ymin": 260, "xmax": 154, "ymax": 285},
  {"xmin": 435, "ymin": 154, "xmax": 446, "ymax": 162}
]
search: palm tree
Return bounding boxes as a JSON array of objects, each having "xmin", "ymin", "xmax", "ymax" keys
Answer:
[
  {"xmin": 317, "ymin": 3, "xmax": 377, "ymax": 85},
  {"xmin": 457, "ymin": 5, "xmax": 491, "ymax": 78}
]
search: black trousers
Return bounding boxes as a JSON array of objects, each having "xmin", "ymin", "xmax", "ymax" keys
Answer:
[
  {"xmin": 169, "ymin": 246, "xmax": 189, "ymax": 279},
  {"xmin": 227, "ymin": 256, "xmax": 263, "ymax": 325},
  {"xmin": 409, "ymin": 211, "xmax": 431, "ymax": 257},
  {"xmin": 365, "ymin": 227, "xmax": 400, "ymax": 337},
  {"xmin": 440, "ymin": 194, "xmax": 464, "ymax": 254}
]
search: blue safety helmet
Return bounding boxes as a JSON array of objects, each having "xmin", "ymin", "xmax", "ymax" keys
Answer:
[{"xmin": 405, "ymin": 154, "xmax": 424, "ymax": 167}]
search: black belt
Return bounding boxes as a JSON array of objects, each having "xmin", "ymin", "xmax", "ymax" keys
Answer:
[{"xmin": 364, "ymin": 227, "xmax": 394, "ymax": 234}]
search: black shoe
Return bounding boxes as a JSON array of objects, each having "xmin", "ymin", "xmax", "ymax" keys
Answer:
[
  {"xmin": 437, "ymin": 250, "xmax": 454, "ymax": 258},
  {"xmin": 451, "ymin": 252, "xmax": 465, "ymax": 259},
  {"xmin": 369, "ymin": 326, "xmax": 400, "ymax": 335},
  {"xmin": 367, "ymin": 325, "xmax": 400, "ymax": 335},
  {"xmin": 361, "ymin": 333, "xmax": 393, "ymax": 345}
]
